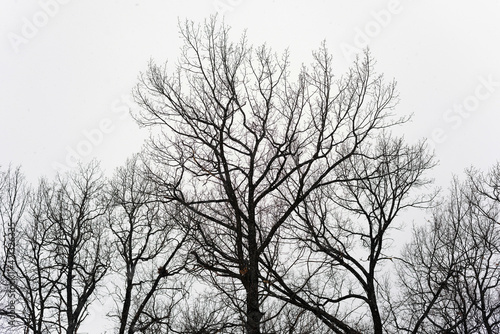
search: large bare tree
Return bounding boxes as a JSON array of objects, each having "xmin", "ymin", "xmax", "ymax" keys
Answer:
[{"xmin": 133, "ymin": 17, "xmax": 402, "ymax": 333}]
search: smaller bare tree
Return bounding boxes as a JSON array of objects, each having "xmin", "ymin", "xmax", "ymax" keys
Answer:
[
  {"xmin": 107, "ymin": 154, "xmax": 191, "ymax": 334},
  {"xmin": 0, "ymin": 166, "xmax": 56, "ymax": 334},
  {"xmin": 263, "ymin": 135, "xmax": 435, "ymax": 334},
  {"xmin": 43, "ymin": 162, "xmax": 111, "ymax": 334},
  {"xmin": 173, "ymin": 291, "xmax": 242, "ymax": 334},
  {"xmin": 395, "ymin": 167, "xmax": 500, "ymax": 334}
]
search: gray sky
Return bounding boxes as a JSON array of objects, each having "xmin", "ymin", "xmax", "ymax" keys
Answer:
[{"xmin": 1, "ymin": 1, "xmax": 500, "ymax": 331}]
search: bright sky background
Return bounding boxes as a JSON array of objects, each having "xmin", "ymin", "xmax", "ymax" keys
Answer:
[
  {"xmin": 2, "ymin": 0, "xmax": 500, "ymax": 187},
  {"xmin": 1, "ymin": 1, "xmax": 500, "ymax": 332}
]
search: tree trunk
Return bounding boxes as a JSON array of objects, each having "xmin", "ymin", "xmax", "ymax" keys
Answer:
[
  {"xmin": 245, "ymin": 271, "xmax": 262, "ymax": 334},
  {"xmin": 245, "ymin": 220, "xmax": 262, "ymax": 334},
  {"xmin": 118, "ymin": 270, "xmax": 134, "ymax": 334},
  {"xmin": 367, "ymin": 284, "xmax": 383, "ymax": 334}
]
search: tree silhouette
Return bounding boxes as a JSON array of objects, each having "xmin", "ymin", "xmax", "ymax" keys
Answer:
[{"xmin": 133, "ymin": 17, "xmax": 403, "ymax": 333}]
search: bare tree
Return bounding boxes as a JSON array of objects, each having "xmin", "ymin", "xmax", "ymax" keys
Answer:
[
  {"xmin": 395, "ymin": 168, "xmax": 500, "ymax": 334},
  {"xmin": 43, "ymin": 162, "xmax": 111, "ymax": 334},
  {"xmin": 260, "ymin": 135, "xmax": 435, "ymax": 334},
  {"xmin": 464, "ymin": 164, "xmax": 500, "ymax": 334},
  {"xmin": 0, "ymin": 166, "xmax": 58, "ymax": 334},
  {"xmin": 0, "ymin": 163, "xmax": 111, "ymax": 334},
  {"xmin": 0, "ymin": 166, "xmax": 27, "ymax": 331},
  {"xmin": 133, "ymin": 17, "xmax": 402, "ymax": 333},
  {"xmin": 107, "ymin": 154, "xmax": 191, "ymax": 334},
  {"xmin": 260, "ymin": 299, "xmax": 333, "ymax": 334},
  {"xmin": 173, "ymin": 291, "xmax": 242, "ymax": 334}
]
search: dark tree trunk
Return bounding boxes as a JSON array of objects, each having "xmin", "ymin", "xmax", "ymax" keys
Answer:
[{"xmin": 245, "ymin": 256, "xmax": 262, "ymax": 334}]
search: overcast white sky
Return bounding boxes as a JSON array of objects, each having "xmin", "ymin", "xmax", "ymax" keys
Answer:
[
  {"xmin": 1, "ymin": 1, "xmax": 500, "ymax": 332},
  {"xmin": 2, "ymin": 1, "xmax": 500, "ymax": 188}
]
